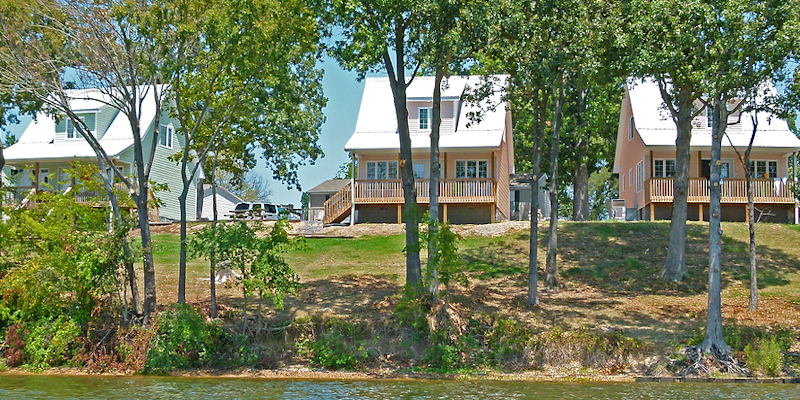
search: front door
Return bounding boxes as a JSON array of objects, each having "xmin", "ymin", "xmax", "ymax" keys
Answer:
[{"xmin": 701, "ymin": 160, "xmax": 730, "ymax": 180}]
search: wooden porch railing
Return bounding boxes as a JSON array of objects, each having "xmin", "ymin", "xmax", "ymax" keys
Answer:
[
  {"xmin": 646, "ymin": 178, "xmax": 796, "ymax": 204},
  {"xmin": 353, "ymin": 178, "xmax": 496, "ymax": 204}
]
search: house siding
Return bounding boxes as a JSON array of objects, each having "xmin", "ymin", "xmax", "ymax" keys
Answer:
[{"xmin": 132, "ymin": 112, "xmax": 197, "ymax": 222}]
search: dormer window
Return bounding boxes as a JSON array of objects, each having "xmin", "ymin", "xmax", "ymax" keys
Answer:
[
  {"xmin": 159, "ymin": 124, "xmax": 174, "ymax": 148},
  {"xmin": 419, "ymin": 107, "xmax": 431, "ymax": 130},
  {"xmin": 57, "ymin": 113, "xmax": 95, "ymax": 140}
]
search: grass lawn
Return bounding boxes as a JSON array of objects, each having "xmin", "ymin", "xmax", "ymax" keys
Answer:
[{"xmin": 143, "ymin": 220, "xmax": 800, "ymax": 350}]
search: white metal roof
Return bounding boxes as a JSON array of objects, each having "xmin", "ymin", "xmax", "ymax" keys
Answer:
[
  {"xmin": 628, "ymin": 79, "xmax": 800, "ymax": 150},
  {"xmin": 344, "ymin": 75, "xmax": 509, "ymax": 152},
  {"xmin": 4, "ymin": 86, "xmax": 160, "ymax": 163}
]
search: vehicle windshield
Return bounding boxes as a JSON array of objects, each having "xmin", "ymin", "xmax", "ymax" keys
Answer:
[{"xmin": 234, "ymin": 203, "xmax": 250, "ymax": 211}]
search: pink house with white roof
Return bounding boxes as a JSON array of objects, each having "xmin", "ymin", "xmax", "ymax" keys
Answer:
[{"xmin": 614, "ymin": 79, "xmax": 800, "ymax": 223}]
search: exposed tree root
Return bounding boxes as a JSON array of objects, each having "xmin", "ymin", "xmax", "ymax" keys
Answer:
[{"xmin": 677, "ymin": 346, "xmax": 749, "ymax": 376}]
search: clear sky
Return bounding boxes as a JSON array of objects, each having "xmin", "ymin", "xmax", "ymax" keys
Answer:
[{"xmin": 4, "ymin": 57, "xmax": 368, "ymax": 207}]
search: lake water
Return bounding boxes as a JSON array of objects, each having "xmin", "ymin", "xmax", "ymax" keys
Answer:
[{"xmin": 0, "ymin": 375, "xmax": 797, "ymax": 399}]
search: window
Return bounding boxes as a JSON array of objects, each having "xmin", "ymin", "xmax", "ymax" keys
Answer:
[
  {"xmin": 654, "ymin": 159, "xmax": 676, "ymax": 178},
  {"xmin": 621, "ymin": 174, "xmax": 625, "ymax": 192},
  {"xmin": 629, "ymin": 168, "xmax": 633, "ymax": 187},
  {"xmin": 750, "ymin": 160, "xmax": 778, "ymax": 179},
  {"xmin": 159, "ymin": 124, "xmax": 174, "ymax": 148},
  {"xmin": 636, "ymin": 161, "xmax": 644, "ymax": 193},
  {"xmin": 366, "ymin": 161, "xmax": 399, "ymax": 180},
  {"xmin": 706, "ymin": 105, "xmax": 713, "ymax": 128},
  {"xmin": 628, "ymin": 116, "xmax": 634, "ymax": 141},
  {"xmin": 413, "ymin": 163, "xmax": 425, "ymax": 179},
  {"xmin": 456, "ymin": 160, "xmax": 488, "ymax": 178},
  {"xmin": 40, "ymin": 169, "xmax": 49, "ymax": 184},
  {"xmin": 66, "ymin": 116, "xmax": 86, "ymax": 139},
  {"xmin": 419, "ymin": 107, "xmax": 430, "ymax": 130}
]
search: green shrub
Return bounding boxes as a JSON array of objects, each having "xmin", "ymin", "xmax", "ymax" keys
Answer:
[
  {"xmin": 144, "ymin": 304, "xmax": 229, "ymax": 374},
  {"xmin": 745, "ymin": 337, "xmax": 784, "ymax": 377},
  {"xmin": 423, "ymin": 331, "xmax": 464, "ymax": 371},
  {"xmin": 22, "ymin": 316, "xmax": 81, "ymax": 370},
  {"xmin": 308, "ymin": 320, "xmax": 370, "ymax": 370}
]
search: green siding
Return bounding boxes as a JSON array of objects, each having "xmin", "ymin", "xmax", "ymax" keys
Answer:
[
  {"xmin": 95, "ymin": 106, "xmax": 119, "ymax": 139},
  {"xmin": 128, "ymin": 111, "xmax": 198, "ymax": 222}
]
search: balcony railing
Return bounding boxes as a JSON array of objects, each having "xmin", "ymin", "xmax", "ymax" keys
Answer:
[
  {"xmin": 353, "ymin": 178, "xmax": 496, "ymax": 204},
  {"xmin": 645, "ymin": 178, "xmax": 796, "ymax": 204}
]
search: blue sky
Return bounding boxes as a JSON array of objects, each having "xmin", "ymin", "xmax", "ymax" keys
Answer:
[{"xmin": 5, "ymin": 58, "xmax": 367, "ymax": 207}]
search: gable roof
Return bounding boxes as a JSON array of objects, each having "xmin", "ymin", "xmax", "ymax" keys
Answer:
[
  {"xmin": 3, "ymin": 86, "xmax": 161, "ymax": 163},
  {"xmin": 627, "ymin": 79, "xmax": 800, "ymax": 150},
  {"xmin": 307, "ymin": 179, "xmax": 349, "ymax": 194},
  {"xmin": 344, "ymin": 75, "xmax": 509, "ymax": 152}
]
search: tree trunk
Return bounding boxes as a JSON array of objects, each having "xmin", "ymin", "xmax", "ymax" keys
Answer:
[
  {"xmin": 0, "ymin": 139, "xmax": 5, "ymax": 203},
  {"xmin": 744, "ymin": 116, "xmax": 758, "ymax": 312},
  {"xmin": 178, "ymin": 182, "xmax": 189, "ymax": 304},
  {"xmin": 572, "ymin": 159, "xmax": 589, "ymax": 221},
  {"xmin": 572, "ymin": 80, "xmax": 589, "ymax": 222},
  {"xmin": 528, "ymin": 87, "xmax": 547, "ymax": 307},
  {"xmin": 545, "ymin": 76, "xmax": 565, "ymax": 291},
  {"xmin": 210, "ymin": 162, "xmax": 219, "ymax": 319},
  {"xmin": 747, "ymin": 167, "xmax": 757, "ymax": 311},
  {"xmin": 663, "ymin": 86, "xmax": 694, "ymax": 281},
  {"xmin": 700, "ymin": 97, "xmax": 730, "ymax": 357},
  {"xmin": 383, "ymin": 23, "xmax": 421, "ymax": 290},
  {"xmin": 428, "ymin": 66, "xmax": 444, "ymax": 298},
  {"xmin": 96, "ymin": 157, "xmax": 142, "ymax": 318}
]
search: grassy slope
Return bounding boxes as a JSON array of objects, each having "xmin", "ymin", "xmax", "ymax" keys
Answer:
[{"xmin": 147, "ymin": 221, "xmax": 800, "ymax": 351}]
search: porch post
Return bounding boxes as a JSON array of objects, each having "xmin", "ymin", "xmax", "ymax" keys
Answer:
[
  {"xmin": 650, "ymin": 203, "xmax": 654, "ymax": 221},
  {"xmin": 34, "ymin": 162, "xmax": 39, "ymax": 192},
  {"xmin": 443, "ymin": 204, "xmax": 448, "ymax": 223},
  {"xmin": 397, "ymin": 204, "xmax": 402, "ymax": 224},
  {"xmin": 350, "ymin": 152, "xmax": 355, "ymax": 226},
  {"xmin": 794, "ymin": 151, "xmax": 798, "ymax": 225},
  {"xmin": 699, "ymin": 204, "xmax": 703, "ymax": 222}
]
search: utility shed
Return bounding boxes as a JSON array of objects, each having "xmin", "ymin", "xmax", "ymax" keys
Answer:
[{"xmin": 509, "ymin": 173, "xmax": 550, "ymax": 221}]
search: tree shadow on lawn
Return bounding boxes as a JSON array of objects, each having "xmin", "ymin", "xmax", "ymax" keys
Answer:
[
  {"xmin": 207, "ymin": 273, "xmax": 403, "ymax": 321},
  {"xmin": 462, "ymin": 222, "xmax": 800, "ymax": 298}
]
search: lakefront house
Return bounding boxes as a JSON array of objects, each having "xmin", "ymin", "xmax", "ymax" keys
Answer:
[
  {"xmin": 2, "ymin": 88, "xmax": 201, "ymax": 222},
  {"xmin": 614, "ymin": 79, "xmax": 800, "ymax": 223},
  {"xmin": 323, "ymin": 75, "xmax": 514, "ymax": 225}
]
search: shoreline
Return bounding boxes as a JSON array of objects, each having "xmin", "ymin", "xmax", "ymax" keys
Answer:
[{"xmin": 2, "ymin": 367, "xmax": 797, "ymax": 384}]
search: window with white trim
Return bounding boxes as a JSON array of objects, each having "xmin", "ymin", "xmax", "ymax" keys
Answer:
[
  {"xmin": 749, "ymin": 160, "xmax": 778, "ymax": 179},
  {"xmin": 366, "ymin": 161, "xmax": 399, "ymax": 180},
  {"xmin": 621, "ymin": 174, "xmax": 625, "ymax": 192},
  {"xmin": 628, "ymin": 168, "xmax": 633, "ymax": 187},
  {"xmin": 456, "ymin": 160, "xmax": 488, "ymax": 178},
  {"xmin": 66, "ymin": 116, "xmax": 86, "ymax": 139},
  {"xmin": 636, "ymin": 161, "xmax": 644, "ymax": 192},
  {"xmin": 654, "ymin": 159, "xmax": 676, "ymax": 178},
  {"xmin": 159, "ymin": 124, "xmax": 174, "ymax": 148},
  {"xmin": 706, "ymin": 104, "xmax": 713, "ymax": 128},
  {"xmin": 628, "ymin": 116, "xmax": 634, "ymax": 141},
  {"xmin": 419, "ymin": 107, "xmax": 431, "ymax": 130}
]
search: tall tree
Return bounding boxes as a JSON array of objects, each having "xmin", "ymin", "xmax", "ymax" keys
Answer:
[
  {"xmin": 143, "ymin": 0, "xmax": 325, "ymax": 303},
  {"xmin": 0, "ymin": 0, "xmax": 168, "ymax": 321},
  {"xmin": 319, "ymin": 0, "xmax": 425, "ymax": 290},
  {"xmin": 417, "ymin": 0, "xmax": 490, "ymax": 297},
  {"xmin": 700, "ymin": 0, "xmax": 794, "ymax": 356},
  {"xmin": 626, "ymin": 0, "xmax": 716, "ymax": 281}
]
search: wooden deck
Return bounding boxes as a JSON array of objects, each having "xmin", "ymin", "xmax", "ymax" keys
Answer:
[
  {"xmin": 323, "ymin": 179, "xmax": 497, "ymax": 224},
  {"xmin": 645, "ymin": 178, "xmax": 796, "ymax": 204}
]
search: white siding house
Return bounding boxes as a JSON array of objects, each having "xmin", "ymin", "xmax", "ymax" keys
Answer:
[{"xmin": 2, "ymin": 87, "xmax": 200, "ymax": 222}]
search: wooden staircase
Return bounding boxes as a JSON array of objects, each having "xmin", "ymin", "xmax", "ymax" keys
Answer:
[{"xmin": 323, "ymin": 182, "xmax": 352, "ymax": 224}]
